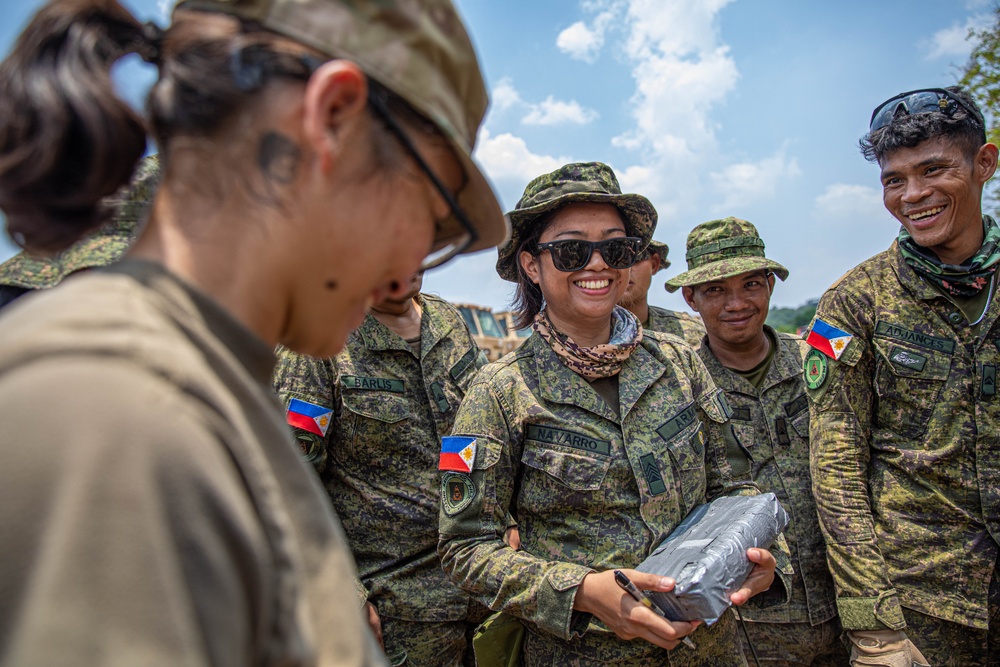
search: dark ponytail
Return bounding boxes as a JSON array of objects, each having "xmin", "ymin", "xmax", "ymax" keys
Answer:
[{"xmin": 0, "ymin": 0, "xmax": 150, "ymax": 253}]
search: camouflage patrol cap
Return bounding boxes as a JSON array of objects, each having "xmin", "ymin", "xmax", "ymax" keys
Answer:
[
  {"xmin": 664, "ymin": 216, "xmax": 788, "ymax": 293},
  {"xmin": 174, "ymin": 0, "xmax": 507, "ymax": 256},
  {"xmin": 496, "ymin": 162, "xmax": 657, "ymax": 282},
  {"xmin": 643, "ymin": 239, "xmax": 670, "ymax": 273},
  {"xmin": 0, "ymin": 155, "xmax": 157, "ymax": 289}
]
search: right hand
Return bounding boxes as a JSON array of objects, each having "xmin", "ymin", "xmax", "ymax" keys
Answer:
[
  {"xmin": 573, "ymin": 569, "xmax": 700, "ymax": 650},
  {"xmin": 847, "ymin": 629, "xmax": 930, "ymax": 667},
  {"xmin": 365, "ymin": 601, "xmax": 384, "ymax": 649}
]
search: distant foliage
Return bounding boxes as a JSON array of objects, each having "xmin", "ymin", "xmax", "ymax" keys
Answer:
[
  {"xmin": 961, "ymin": 6, "xmax": 1000, "ymax": 202},
  {"xmin": 766, "ymin": 298, "xmax": 817, "ymax": 334}
]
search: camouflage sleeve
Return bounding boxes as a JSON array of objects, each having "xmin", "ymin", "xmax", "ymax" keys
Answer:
[
  {"xmin": 806, "ymin": 289, "xmax": 904, "ymax": 631},
  {"xmin": 437, "ymin": 376, "xmax": 595, "ymax": 641},
  {"xmin": 684, "ymin": 348, "xmax": 793, "ymax": 605},
  {"xmin": 272, "ymin": 346, "xmax": 337, "ymax": 475}
]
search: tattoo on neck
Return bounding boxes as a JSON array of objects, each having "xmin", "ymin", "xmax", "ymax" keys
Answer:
[{"xmin": 258, "ymin": 132, "xmax": 301, "ymax": 184}]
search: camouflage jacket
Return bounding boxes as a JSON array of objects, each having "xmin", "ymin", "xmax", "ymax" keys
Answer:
[
  {"xmin": 646, "ymin": 305, "xmax": 706, "ymax": 348},
  {"xmin": 807, "ymin": 241, "xmax": 1000, "ymax": 631},
  {"xmin": 273, "ymin": 294, "xmax": 486, "ymax": 622},
  {"xmin": 438, "ymin": 330, "xmax": 788, "ymax": 664},
  {"xmin": 698, "ymin": 327, "xmax": 837, "ymax": 626}
]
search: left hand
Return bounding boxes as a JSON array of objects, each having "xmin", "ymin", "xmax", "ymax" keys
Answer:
[{"xmin": 729, "ymin": 548, "xmax": 776, "ymax": 606}]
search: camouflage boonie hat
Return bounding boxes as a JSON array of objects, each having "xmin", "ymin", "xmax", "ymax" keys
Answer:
[
  {"xmin": 664, "ymin": 216, "xmax": 788, "ymax": 293},
  {"xmin": 175, "ymin": 0, "xmax": 508, "ymax": 256},
  {"xmin": 643, "ymin": 239, "xmax": 670, "ymax": 273},
  {"xmin": 0, "ymin": 155, "xmax": 158, "ymax": 289},
  {"xmin": 496, "ymin": 162, "xmax": 657, "ymax": 282}
]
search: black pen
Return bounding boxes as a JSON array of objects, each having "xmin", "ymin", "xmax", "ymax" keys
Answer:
[{"xmin": 613, "ymin": 570, "xmax": 697, "ymax": 649}]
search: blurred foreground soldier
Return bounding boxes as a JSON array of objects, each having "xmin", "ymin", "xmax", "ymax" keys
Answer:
[
  {"xmin": 667, "ymin": 217, "xmax": 848, "ymax": 666},
  {"xmin": 438, "ymin": 162, "xmax": 786, "ymax": 666},
  {"xmin": 274, "ymin": 272, "xmax": 491, "ymax": 666},
  {"xmin": 618, "ymin": 238, "xmax": 705, "ymax": 346},
  {"xmin": 0, "ymin": 0, "xmax": 506, "ymax": 665},
  {"xmin": 0, "ymin": 154, "xmax": 158, "ymax": 309},
  {"xmin": 807, "ymin": 85, "xmax": 1000, "ymax": 666}
]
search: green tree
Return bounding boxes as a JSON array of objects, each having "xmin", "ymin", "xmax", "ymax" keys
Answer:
[{"xmin": 961, "ymin": 5, "xmax": 1000, "ymax": 201}]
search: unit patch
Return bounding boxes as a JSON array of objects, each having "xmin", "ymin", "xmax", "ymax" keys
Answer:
[
  {"xmin": 804, "ymin": 348, "xmax": 828, "ymax": 390},
  {"xmin": 638, "ymin": 453, "xmax": 667, "ymax": 495},
  {"xmin": 888, "ymin": 346, "xmax": 927, "ymax": 372},
  {"xmin": 442, "ymin": 472, "xmax": 477, "ymax": 516}
]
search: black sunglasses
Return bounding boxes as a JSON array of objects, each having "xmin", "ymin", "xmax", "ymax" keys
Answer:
[
  {"xmin": 229, "ymin": 45, "xmax": 477, "ymax": 271},
  {"xmin": 534, "ymin": 237, "xmax": 644, "ymax": 272},
  {"xmin": 869, "ymin": 88, "xmax": 982, "ymax": 133}
]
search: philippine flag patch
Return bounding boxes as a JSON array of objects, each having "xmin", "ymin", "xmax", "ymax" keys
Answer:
[
  {"xmin": 806, "ymin": 319, "xmax": 854, "ymax": 361},
  {"xmin": 286, "ymin": 398, "xmax": 333, "ymax": 437},
  {"xmin": 439, "ymin": 436, "xmax": 477, "ymax": 473}
]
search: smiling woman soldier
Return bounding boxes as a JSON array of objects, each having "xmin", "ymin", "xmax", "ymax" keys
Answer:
[
  {"xmin": 0, "ymin": 0, "xmax": 506, "ymax": 664},
  {"xmin": 437, "ymin": 162, "xmax": 787, "ymax": 666}
]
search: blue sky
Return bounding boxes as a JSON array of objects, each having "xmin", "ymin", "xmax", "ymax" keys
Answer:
[{"xmin": 0, "ymin": 0, "xmax": 993, "ymax": 314}]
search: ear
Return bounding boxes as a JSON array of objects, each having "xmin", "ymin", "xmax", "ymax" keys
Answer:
[
  {"xmin": 520, "ymin": 250, "xmax": 540, "ymax": 285},
  {"xmin": 682, "ymin": 286, "xmax": 699, "ymax": 312},
  {"xmin": 974, "ymin": 142, "xmax": 999, "ymax": 186},
  {"xmin": 301, "ymin": 60, "xmax": 369, "ymax": 173},
  {"xmin": 766, "ymin": 272, "xmax": 776, "ymax": 293},
  {"xmin": 649, "ymin": 253, "xmax": 661, "ymax": 274}
]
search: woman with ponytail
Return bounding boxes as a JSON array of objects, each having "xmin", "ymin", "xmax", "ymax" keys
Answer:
[{"xmin": 0, "ymin": 0, "xmax": 506, "ymax": 664}]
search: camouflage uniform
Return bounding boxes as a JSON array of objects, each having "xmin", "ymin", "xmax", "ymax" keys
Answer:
[
  {"xmin": 646, "ymin": 305, "xmax": 706, "ymax": 348},
  {"xmin": 698, "ymin": 330, "xmax": 847, "ymax": 666},
  {"xmin": 0, "ymin": 154, "xmax": 158, "ymax": 309},
  {"xmin": 437, "ymin": 330, "xmax": 791, "ymax": 666},
  {"xmin": 807, "ymin": 241, "xmax": 1000, "ymax": 663},
  {"xmin": 274, "ymin": 294, "xmax": 489, "ymax": 667}
]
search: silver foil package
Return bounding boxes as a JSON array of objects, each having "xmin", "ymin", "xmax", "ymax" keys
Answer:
[{"xmin": 635, "ymin": 492, "xmax": 790, "ymax": 623}]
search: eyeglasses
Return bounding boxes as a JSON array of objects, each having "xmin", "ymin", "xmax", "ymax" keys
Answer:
[
  {"xmin": 367, "ymin": 89, "xmax": 477, "ymax": 271},
  {"xmin": 869, "ymin": 88, "xmax": 982, "ymax": 133},
  {"xmin": 534, "ymin": 237, "xmax": 644, "ymax": 272},
  {"xmin": 229, "ymin": 45, "xmax": 477, "ymax": 271}
]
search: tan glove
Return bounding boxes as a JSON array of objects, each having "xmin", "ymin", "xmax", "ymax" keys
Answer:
[{"xmin": 848, "ymin": 630, "xmax": 930, "ymax": 667}]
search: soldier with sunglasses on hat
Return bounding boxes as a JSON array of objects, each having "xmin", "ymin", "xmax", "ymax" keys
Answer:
[
  {"xmin": 437, "ymin": 162, "xmax": 790, "ymax": 665},
  {"xmin": 667, "ymin": 217, "xmax": 850, "ymax": 666},
  {"xmin": 618, "ymin": 239, "xmax": 706, "ymax": 347},
  {"xmin": 806, "ymin": 86, "xmax": 999, "ymax": 665}
]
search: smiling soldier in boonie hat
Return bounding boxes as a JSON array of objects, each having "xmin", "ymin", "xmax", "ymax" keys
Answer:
[
  {"xmin": 496, "ymin": 161, "xmax": 656, "ymax": 282},
  {"xmin": 664, "ymin": 216, "xmax": 788, "ymax": 292},
  {"xmin": 645, "ymin": 240, "xmax": 670, "ymax": 272}
]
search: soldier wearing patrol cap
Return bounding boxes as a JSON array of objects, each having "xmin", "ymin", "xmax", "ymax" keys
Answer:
[
  {"xmin": 438, "ymin": 162, "xmax": 790, "ymax": 666},
  {"xmin": 0, "ymin": 154, "xmax": 158, "ymax": 310},
  {"xmin": 0, "ymin": 0, "xmax": 506, "ymax": 665},
  {"xmin": 618, "ymin": 238, "xmax": 705, "ymax": 346},
  {"xmin": 273, "ymin": 271, "xmax": 492, "ymax": 667},
  {"xmin": 667, "ymin": 217, "xmax": 849, "ymax": 666},
  {"xmin": 807, "ymin": 85, "xmax": 999, "ymax": 666}
]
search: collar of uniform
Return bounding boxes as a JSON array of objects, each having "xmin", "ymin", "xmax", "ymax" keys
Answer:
[
  {"xmin": 415, "ymin": 294, "xmax": 454, "ymax": 360},
  {"xmin": 357, "ymin": 295, "xmax": 455, "ymax": 358},
  {"xmin": 697, "ymin": 326, "xmax": 795, "ymax": 395},
  {"xmin": 890, "ymin": 239, "xmax": 956, "ymax": 302},
  {"xmin": 357, "ymin": 313, "xmax": 412, "ymax": 352}
]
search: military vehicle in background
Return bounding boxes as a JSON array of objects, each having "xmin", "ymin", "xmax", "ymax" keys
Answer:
[
  {"xmin": 496, "ymin": 310, "xmax": 531, "ymax": 355},
  {"xmin": 455, "ymin": 303, "xmax": 508, "ymax": 361}
]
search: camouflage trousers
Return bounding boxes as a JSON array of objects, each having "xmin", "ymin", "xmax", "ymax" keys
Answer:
[
  {"xmin": 380, "ymin": 605, "xmax": 487, "ymax": 667},
  {"xmin": 901, "ymin": 607, "xmax": 1000, "ymax": 667},
  {"xmin": 521, "ymin": 609, "xmax": 748, "ymax": 667},
  {"xmin": 736, "ymin": 616, "xmax": 848, "ymax": 666}
]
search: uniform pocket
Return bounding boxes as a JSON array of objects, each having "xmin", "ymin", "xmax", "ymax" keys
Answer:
[
  {"xmin": 520, "ymin": 442, "xmax": 611, "ymax": 491},
  {"xmin": 340, "ymin": 390, "xmax": 410, "ymax": 458},
  {"xmin": 662, "ymin": 420, "xmax": 707, "ymax": 509},
  {"xmin": 872, "ymin": 339, "xmax": 950, "ymax": 440}
]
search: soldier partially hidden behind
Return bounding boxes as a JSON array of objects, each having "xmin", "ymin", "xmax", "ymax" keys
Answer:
[
  {"xmin": 807, "ymin": 85, "xmax": 1000, "ymax": 666},
  {"xmin": 618, "ymin": 238, "xmax": 705, "ymax": 346},
  {"xmin": 666, "ymin": 217, "xmax": 849, "ymax": 666},
  {"xmin": 273, "ymin": 271, "xmax": 490, "ymax": 667}
]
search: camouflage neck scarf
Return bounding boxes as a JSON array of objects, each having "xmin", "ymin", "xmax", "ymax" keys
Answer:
[
  {"xmin": 533, "ymin": 305, "xmax": 642, "ymax": 380},
  {"xmin": 898, "ymin": 215, "xmax": 1000, "ymax": 297}
]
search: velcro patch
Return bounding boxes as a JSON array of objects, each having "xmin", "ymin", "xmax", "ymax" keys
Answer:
[
  {"xmin": 657, "ymin": 403, "xmax": 698, "ymax": 440},
  {"xmin": 430, "ymin": 381, "xmax": 450, "ymax": 413},
  {"xmin": 442, "ymin": 472, "xmax": 477, "ymax": 516},
  {"xmin": 525, "ymin": 423, "xmax": 610, "ymax": 456},
  {"xmin": 888, "ymin": 346, "xmax": 927, "ymax": 372},
  {"xmin": 783, "ymin": 394, "xmax": 808, "ymax": 418},
  {"xmin": 730, "ymin": 407, "xmax": 752, "ymax": 422},
  {"xmin": 875, "ymin": 321, "xmax": 955, "ymax": 355},
  {"xmin": 639, "ymin": 453, "xmax": 667, "ymax": 495},
  {"xmin": 341, "ymin": 375, "xmax": 404, "ymax": 392},
  {"xmin": 450, "ymin": 347, "xmax": 480, "ymax": 380},
  {"xmin": 983, "ymin": 363, "xmax": 997, "ymax": 398}
]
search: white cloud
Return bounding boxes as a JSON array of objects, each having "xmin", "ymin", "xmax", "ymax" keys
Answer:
[
  {"xmin": 473, "ymin": 129, "xmax": 568, "ymax": 197},
  {"xmin": 556, "ymin": 11, "xmax": 616, "ymax": 62},
  {"xmin": 492, "ymin": 77, "xmax": 522, "ymax": 111},
  {"xmin": 522, "ymin": 96, "xmax": 599, "ymax": 125},
  {"xmin": 813, "ymin": 184, "xmax": 884, "ymax": 220},
  {"xmin": 926, "ymin": 15, "xmax": 984, "ymax": 60},
  {"xmin": 707, "ymin": 151, "xmax": 801, "ymax": 213}
]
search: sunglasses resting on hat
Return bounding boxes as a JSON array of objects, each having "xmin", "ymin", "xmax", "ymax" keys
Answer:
[
  {"xmin": 869, "ymin": 88, "xmax": 982, "ymax": 132},
  {"xmin": 534, "ymin": 237, "xmax": 644, "ymax": 272}
]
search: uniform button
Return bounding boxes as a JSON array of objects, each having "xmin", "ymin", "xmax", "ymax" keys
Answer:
[{"xmin": 948, "ymin": 312, "xmax": 964, "ymax": 325}]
